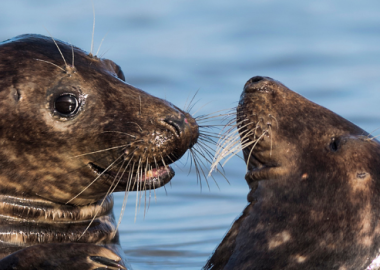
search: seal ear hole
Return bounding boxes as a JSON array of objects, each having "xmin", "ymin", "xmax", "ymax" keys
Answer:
[
  {"xmin": 14, "ymin": 88, "xmax": 21, "ymax": 101},
  {"xmin": 329, "ymin": 138, "xmax": 339, "ymax": 152},
  {"xmin": 54, "ymin": 94, "xmax": 79, "ymax": 116}
]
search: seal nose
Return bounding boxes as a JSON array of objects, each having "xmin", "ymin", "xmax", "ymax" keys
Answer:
[
  {"xmin": 164, "ymin": 113, "xmax": 199, "ymax": 148},
  {"xmin": 243, "ymin": 76, "xmax": 275, "ymax": 94},
  {"xmin": 164, "ymin": 115, "xmax": 186, "ymax": 137},
  {"xmin": 244, "ymin": 76, "xmax": 265, "ymax": 89}
]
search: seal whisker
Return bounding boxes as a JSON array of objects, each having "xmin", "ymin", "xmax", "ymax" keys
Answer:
[
  {"xmin": 72, "ymin": 142, "xmax": 141, "ymax": 158},
  {"xmin": 160, "ymin": 154, "xmax": 170, "ymax": 173},
  {"xmin": 220, "ymin": 138, "xmax": 256, "ymax": 168},
  {"xmin": 214, "ymin": 133, "xmax": 250, "ymax": 161},
  {"xmin": 196, "ymin": 113, "xmax": 237, "ymax": 122},
  {"xmin": 209, "ymin": 121, "xmax": 254, "ymax": 174},
  {"xmin": 192, "ymin": 145, "xmax": 226, "ymax": 186},
  {"xmin": 212, "ymin": 122, "xmax": 253, "ymax": 163},
  {"xmin": 199, "ymin": 132, "xmax": 225, "ymax": 140},
  {"xmin": 185, "ymin": 89, "xmax": 200, "ymax": 113},
  {"xmin": 110, "ymin": 156, "xmax": 136, "ymax": 239},
  {"xmin": 142, "ymin": 157, "xmax": 149, "ymax": 218},
  {"xmin": 44, "ymin": 28, "xmax": 68, "ymax": 68},
  {"xmin": 99, "ymin": 47, "xmax": 112, "ymax": 58},
  {"xmin": 134, "ymin": 158, "xmax": 142, "ymax": 222},
  {"xmin": 89, "ymin": 0, "xmax": 96, "ymax": 56},
  {"xmin": 189, "ymin": 149, "xmax": 202, "ymax": 186},
  {"xmin": 183, "ymin": 91, "xmax": 193, "ymax": 113},
  {"xmin": 191, "ymin": 101, "xmax": 213, "ymax": 117},
  {"xmin": 216, "ymin": 119, "xmax": 249, "ymax": 147},
  {"xmin": 166, "ymin": 154, "xmax": 183, "ymax": 172},
  {"xmin": 369, "ymin": 133, "xmax": 380, "ymax": 140},
  {"xmin": 79, "ymin": 157, "xmax": 128, "ymax": 239},
  {"xmin": 113, "ymin": 167, "xmax": 134, "ymax": 239},
  {"xmin": 153, "ymin": 157, "xmax": 159, "ymax": 202},
  {"xmin": 246, "ymin": 130, "xmax": 268, "ymax": 172},
  {"xmin": 71, "ymin": 43, "xmax": 75, "ymax": 68},
  {"xmin": 138, "ymin": 152, "xmax": 149, "ymax": 214},
  {"xmin": 100, "ymin": 130, "xmax": 138, "ymax": 138},
  {"xmin": 195, "ymin": 150, "xmax": 221, "ymax": 189},
  {"xmin": 95, "ymin": 32, "xmax": 109, "ymax": 57},
  {"xmin": 199, "ymin": 135, "xmax": 244, "ymax": 161},
  {"xmin": 220, "ymin": 139, "xmax": 253, "ymax": 168},
  {"xmin": 195, "ymin": 108, "xmax": 236, "ymax": 121},
  {"xmin": 197, "ymin": 124, "xmax": 232, "ymax": 127},
  {"xmin": 34, "ymin": 59, "xmax": 66, "ymax": 72},
  {"xmin": 190, "ymin": 148, "xmax": 210, "ymax": 190}
]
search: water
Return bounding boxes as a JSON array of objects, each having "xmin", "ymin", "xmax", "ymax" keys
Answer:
[{"xmin": 2, "ymin": 1, "xmax": 380, "ymax": 269}]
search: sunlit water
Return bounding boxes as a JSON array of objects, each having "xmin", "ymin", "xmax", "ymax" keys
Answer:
[{"xmin": 2, "ymin": 1, "xmax": 380, "ymax": 269}]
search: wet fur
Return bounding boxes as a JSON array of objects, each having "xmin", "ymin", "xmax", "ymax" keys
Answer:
[
  {"xmin": 205, "ymin": 77, "xmax": 380, "ymax": 270},
  {"xmin": 0, "ymin": 34, "xmax": 199, "ymax": 269}
]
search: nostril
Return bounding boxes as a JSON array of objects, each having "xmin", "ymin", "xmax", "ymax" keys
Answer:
[
  {"xmin": 244, "ymin": 76, "xmax": 266, "ymax": 91},
  {"xmin": 163, "ymin": 117, "xmax": 185, "ymax": 137},
  {"xmin": 249, "ymin": 76, "xmax": 264, "ymax": 83},
  {"xmin": 243, "ymin": 76, "xmax": 274, "ymax": 94}
]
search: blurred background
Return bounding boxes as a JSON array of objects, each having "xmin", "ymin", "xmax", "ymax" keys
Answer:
[{"xmin": 2, "ymin": 0, "xmax": 380, "ymax": 269}]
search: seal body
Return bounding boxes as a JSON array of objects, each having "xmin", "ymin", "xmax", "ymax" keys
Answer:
[
  {"xmin": 0, "ymin": 34, "xmax": 199, "ymax": 269},
  {"xmin": 205, "ymin": 76, "xmax": 380, "ymax": 270}
]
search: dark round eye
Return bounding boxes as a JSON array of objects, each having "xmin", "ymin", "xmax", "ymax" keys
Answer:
[
  {"xmin": 329, "ymin": 137, "xmax": 339, "ymax": 152},
  {"xmin": 54, "ymin": 94, "xmax": 79, "ymax": 115}
]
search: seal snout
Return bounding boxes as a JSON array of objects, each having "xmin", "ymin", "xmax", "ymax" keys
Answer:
[{"xmin": 243, "ymin": 76, "xmax": 276, "ymax": 94}]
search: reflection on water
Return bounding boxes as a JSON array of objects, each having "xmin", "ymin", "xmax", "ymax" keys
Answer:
[{"xmin": 2, "ymin": 0, "xmax": 380, "ymax": 269}]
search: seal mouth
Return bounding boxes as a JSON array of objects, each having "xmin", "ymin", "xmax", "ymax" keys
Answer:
[
  {"xmin": 244, "ymin": 149, "xmax": 278, "ymax": 186},
  {"xmin": 88, "ymin": 162, "xmax": 174, "ymax": 190}
]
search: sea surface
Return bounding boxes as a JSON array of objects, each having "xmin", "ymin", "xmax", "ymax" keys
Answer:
[{"xmin": 2, "ymin": 1, "xmax": 380, "ymax": 269}]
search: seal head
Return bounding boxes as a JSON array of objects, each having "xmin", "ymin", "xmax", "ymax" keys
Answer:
[
  {"xmin": 0, "ymin": 34, "xmax": 199, "ymax": 206},
  {"xmin": 0, "ymin": 34, "xmax": 199, "ymax": 268},
  {"xmin": 205, "ymin": 76, "xmax": 380, "ymax": 270}
]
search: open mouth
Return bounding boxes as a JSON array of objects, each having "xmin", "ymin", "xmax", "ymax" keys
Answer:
[{"xmin": 88, "ymin": 162, "xmax": 175, "ymax": 190}]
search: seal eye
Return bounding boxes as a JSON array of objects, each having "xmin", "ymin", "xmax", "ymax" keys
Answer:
[
  {"xmin": 330, "ymin": 138, "xmax": 339, "ymax": 152},
  {"xmin": 54, "ymin": 94, "xmax": 79, "ymax": 115}
]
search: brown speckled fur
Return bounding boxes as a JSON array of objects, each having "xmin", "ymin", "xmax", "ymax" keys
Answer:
[
  {"xmin": 205, "ymin": 76, "xmax": 380, "ymax": 270},
  {"xmin": 0, "ymin": 34, "xmax": 199, "ymax": 269}
]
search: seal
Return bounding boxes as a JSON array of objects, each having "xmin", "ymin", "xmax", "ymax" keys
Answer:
[
  {"xmin": 0, "ymin": 34, "xmax": 199, "ymax": 269},
  {"xmin": 205, "ymin": 76, "xmax": 380, "ymax": 270}
]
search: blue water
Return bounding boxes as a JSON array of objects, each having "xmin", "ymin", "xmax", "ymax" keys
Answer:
[{"xmin": 2, "ymin": 1, "xmax": 380, "ymax": 269}]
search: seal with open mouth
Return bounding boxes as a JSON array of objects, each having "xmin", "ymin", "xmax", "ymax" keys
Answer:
[
  {"xmin": 205, "ymin": 76, "xmax": 380, "ymax": 270},
  {"xmin": 0, "ymin": 34, "xmax": 198, "ymax": 269}
]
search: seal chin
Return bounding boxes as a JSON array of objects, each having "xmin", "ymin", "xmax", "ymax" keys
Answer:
[{"xmin": 89, "ymin": 162, "xmax": 174, "ymax": 190}]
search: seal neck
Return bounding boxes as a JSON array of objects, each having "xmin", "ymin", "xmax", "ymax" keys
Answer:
[{"xmin": 0, "ymin": 195, "xmax": 117, "ymax": 247}]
